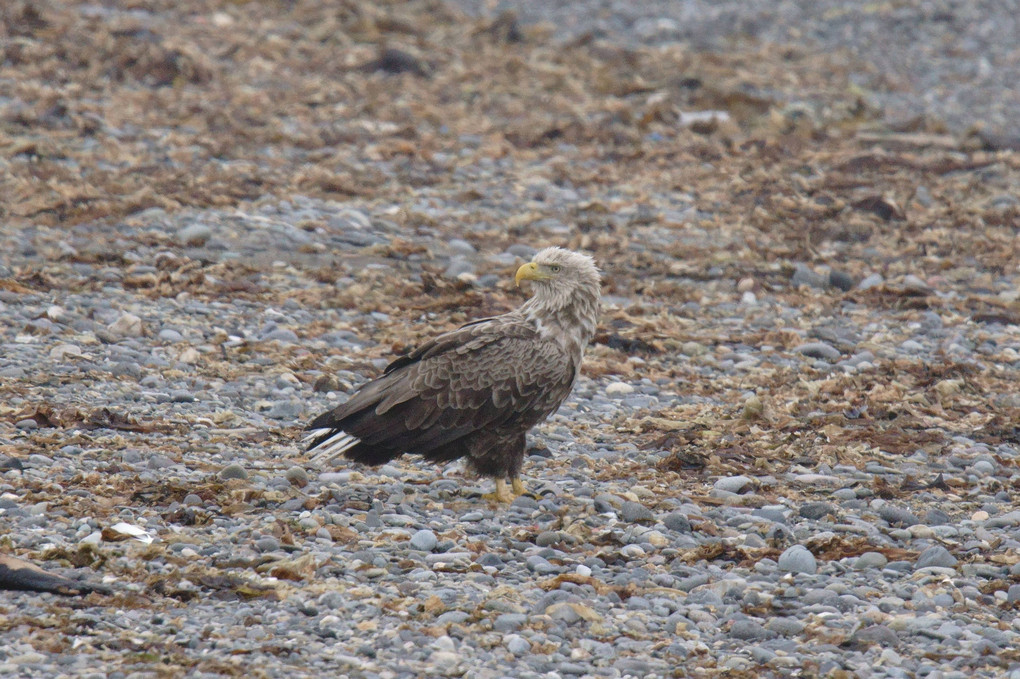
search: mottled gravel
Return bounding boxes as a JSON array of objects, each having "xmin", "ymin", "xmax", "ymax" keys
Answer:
[
  {"xmin": 2, "ymin": 1, "xmax": 1020, "ymax": 678},
  {"xmin": 453, "ymin": 0, "xmax": 1020, "ymax": 139},
  {"xmin": 3, "ymin": 191, "xmax": 1020, "ymax": 677}
]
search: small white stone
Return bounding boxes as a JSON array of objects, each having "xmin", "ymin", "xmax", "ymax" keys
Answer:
[
  {"xmin": 50, "ymin": 343, "xmax": 85, "ymax": 360},
  {"xmin": 46, "ymin": 305, "xmax": 67, "ymax": 322},
  {"xmin": 575, "ymin": 564, "xmax": 592, "ymax": 577},
  {"xmin": 605, "ymin": 381, "xmax": 635, "ymax": 396},
  {"xmin": 432, "ymin": 635, "xmax": 456, "ymax": 651},
  {"xmin": 620, "ymin": 544, "xmax": 646, "ymax": 558},
  {"xmin": 108, "ymin": 312, "xmax": 143, "ymax": 338},
  {"xmin": 791, "ymin": 474, "xmax": 842, "ymax": 487},
  {"xmin": 714, "ymin": 475, "xmax": 752, "ymax": 493},
  {"xmin": 908, "ymin": 524, "xmax": 934, "ymax": 539},
  {"xmin": 80, "ymin": 531, "xmax": 102, "ymax": 545},
  {"xmin": 644, "ymin": 530, "xmax": 669, "ymax": 547},
  {"xmin": 179, "ymin": 347, "xmax": 201, "ymax": 363}
]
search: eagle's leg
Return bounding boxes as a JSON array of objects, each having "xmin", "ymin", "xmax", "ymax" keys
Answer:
[
  {"xmin": 483, "ymin": 478, "xmax": 514, "ymax": 503},
  {"xmin": 511, "ymin": 477, "xmax": 527, "ymax": 496}
]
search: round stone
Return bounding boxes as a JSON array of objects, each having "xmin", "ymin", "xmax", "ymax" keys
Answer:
[
  {"xmin": 915, "ymin": 545, "xmax": 957, "ymax": 570},
  {"xmin": 285, "ymin": 465, "xmax": 309, "ymax": 487},
  {"xmin": 714, "ymin": 475, "xmax": 752, "ymax": 494},
  {"xmin": 729, "ymin": 619, "xmax": 769, "ymax": 641},
  {"xmin": 108, "ymin": 312, "xmax": 144, "ymax": 338},
  {"xmin": 854, "ymin": 551, "xmax": 888, "ymax": 570},
  {"xmin": 504, "ymin": 635, "xmax": 530, "ymax": 656},
  {"xmin": 793, "ymin": 342, "xmax": 841, "ymax": 361},
  {"xmin": 606, "ymin": 381, "xmax": 635, "ymax": 396},
  {"xmin": 178, "ymin": 222, "xmax": 213, "ymax": 246},
  {"xmin": 219, "ymin": 463, "xmax": 248, "ymax": 480},
  {"xmin": 620, "ymin": 501, "xmax": 654, "ymax": 523},
  {"xmin": 663, "ymin": 512, "xmax": 692, "ymax": 532},
  {"xmin": 777, "ymin": 545, "xmax": 817, "ymax": 574},
  {"xmin": 799, "ymin": 502, "xmax": 835, "ymax": 520},
  {"xmin": 410, "ymin": 529, "xmax": 438, "ymax": 552}
]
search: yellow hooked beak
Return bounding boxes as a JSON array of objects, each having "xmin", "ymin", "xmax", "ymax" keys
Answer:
[{"xmin": 515, "ymin": 261, "xmax": 542, "ymax": 287}]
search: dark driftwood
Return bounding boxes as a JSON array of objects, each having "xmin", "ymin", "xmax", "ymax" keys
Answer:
[{"xmin": 0, "ymin": 555, "xmax": 110, "ymax": 596}]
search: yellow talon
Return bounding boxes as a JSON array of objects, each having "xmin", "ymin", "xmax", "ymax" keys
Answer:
[{"xmin": 482, "ymin": 478, "xmax": 514, "ymax": 503}]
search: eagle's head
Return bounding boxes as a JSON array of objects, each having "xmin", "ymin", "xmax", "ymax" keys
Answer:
[{"xmin": 515, "ymin": 247, "xmax": 601, "ymax": 297}]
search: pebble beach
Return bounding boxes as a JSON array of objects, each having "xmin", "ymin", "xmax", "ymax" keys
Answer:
[{"xmin": 2, "ymin": 1, "xmax": 1020, "ymax": 677}]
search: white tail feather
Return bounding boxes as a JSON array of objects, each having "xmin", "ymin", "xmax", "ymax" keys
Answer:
[{"xmin": 306, "ymin": 429, "xmax": 361, "ymax": 466}]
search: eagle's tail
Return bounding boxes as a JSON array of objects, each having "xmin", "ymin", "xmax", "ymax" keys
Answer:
[
  {"xmin": 303, "ymin": 423, "xmax": 403, "ymax": 468},
  {"xmin": 303, "ymin": 427, "xmax": 362, "ymax": 466},
  {"xmin": 303, "ymin": 399, "xmax": 476, "ymax": 470}
]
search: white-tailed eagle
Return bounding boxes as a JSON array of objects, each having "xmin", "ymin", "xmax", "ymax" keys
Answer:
[{"xmin": 304, "ymin": 247, "xmax": 601, "ymax": 502}]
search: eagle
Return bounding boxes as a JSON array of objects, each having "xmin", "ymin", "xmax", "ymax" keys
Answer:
[{"xmin": 303, "ymin": 247, "xmax": 601, "ymax": 502}]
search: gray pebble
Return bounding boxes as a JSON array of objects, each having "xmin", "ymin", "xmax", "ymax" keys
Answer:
[
  {"xmin": 765, "ymin": 618, "xmax": 805, "ymax": 636},
  {"xmin": 443, "ymin": 259, "xmax": 475, "ymax": 279},
  {"xmin": 158, "ymin": 328, "xmax": 184, "ymax": 342},
  {"xmin": 620, "ymin": 501, "xmax": 654, "ymax": 523},
  {"xmin": 777, "ymin": 545, "xmax": 817, "ymax": 574},
  {"xmin": 900, "ymin": 339, "xmax": 924, "ymax": 353},
  {"xmin": 969, "ymin": 459, "xmax": 995, "ymax": 476},
  {"xmin": 854, "ymin": 551, "xmax": 888, "ymax": 570},
  {"xmin": 752, "ymin": 507, "xmax": 788, "ymax": 524},
  {"xmin": 535, "ymin": 531, "xmax": 562, "ymax": 547},
  {"xmin": 477, "ymin": 553, "xmax": 503, "ymax": 568},
  {"xmin": 793, "ymin": 342, "xmax": 841, "ymax": 361},
  {"xmin": 219, "ymin": 463, "xmax": 248, "ymax": 480},
  {"xmin": 178, "ymin": 222, "xmax": 213, "ymax": 246},
  {"xmin": 799, "ymin": 502, "xmax": 834, "ymax": 520},
  {"xmin": 828, "ymin": 270, "xmax": 855, "ymax": 291},
  {"xmin": 729, "ymin": 619, "xmax": 769, "ymax": 640},
  {"xmin": 447, "ymin": 239, "xmax": 476, "ymax": 256},
  {"xmin": 526, "ymin": 555, "xmax": 559, "ymax": 575},
  {"xmin": 107, "ymin": 312, "xmax": 144, "ymax": 338},
  {"xmin": 925, "ymin": 509, "xmax": 952, "ymax": 525},
  {"xmin": 268, "ymin": 400, "xmax": 302, "ymax": 420},
  {"xmin": 858, "ymin": 273, "xmax": 884, "ymax": 291},
  {"xmin": 915, "ymin": 545, "xmax": 957, "ymax": 570},
  {"xmin": 493, "ymin": 613, "xmax": 527, "ymax": 632},
  {"xmin": 262, "ymin": 328, "xmax": 300, "ymax": 343},
  {"xmin": 410, "ymin": 529, "xmax": 438, "ymax": 552},
  {"xmin": 791, "ymin": 263, "xmax": 827, "ymax": 289},
  {"xmin": 504, "ymin": 635, "xmax": 531, "ymax": 656},
  {"xmin": 547, "ymin": 602, "xmax": 581, "ymax": 623},
  {"xmin": 677, "ymin": 574, "xmax": 710, "ymax": 592},
  {"xmin": 147, "ymin": 454, "xmax": 174, "ymax": 469},
  {"xmin": 254, "ymin": 536, "xmax": 280, "ymax": 552},
  {"xmin": 849, "ymin": 624, "xmax": 899, "ymax": 648},
  {"xmin": 663, "ymin": 512, "xmax": 692, "ymax": 532},
  {"xmin": 879, "ymin": 505, "xmax": 921, "ymax": 527},
  {"xmin": 285, "ymin": 465, "xmax": 309, "ymax": 487}
]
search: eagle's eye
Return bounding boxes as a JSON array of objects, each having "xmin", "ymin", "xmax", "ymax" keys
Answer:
[{"xmin": 549, "ymin": 265, "xmax": 561, "ymax": 273}]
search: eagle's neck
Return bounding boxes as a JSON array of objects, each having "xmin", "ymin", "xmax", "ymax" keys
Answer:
[{"xmin": 521, "ymin": 284, "xmax": 600, "ymax": 367}]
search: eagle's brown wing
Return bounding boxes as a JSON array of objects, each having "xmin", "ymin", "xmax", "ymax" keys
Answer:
[{"xmin": 305, "ymin": 316, "xmax": 575, "ymax": 467}]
